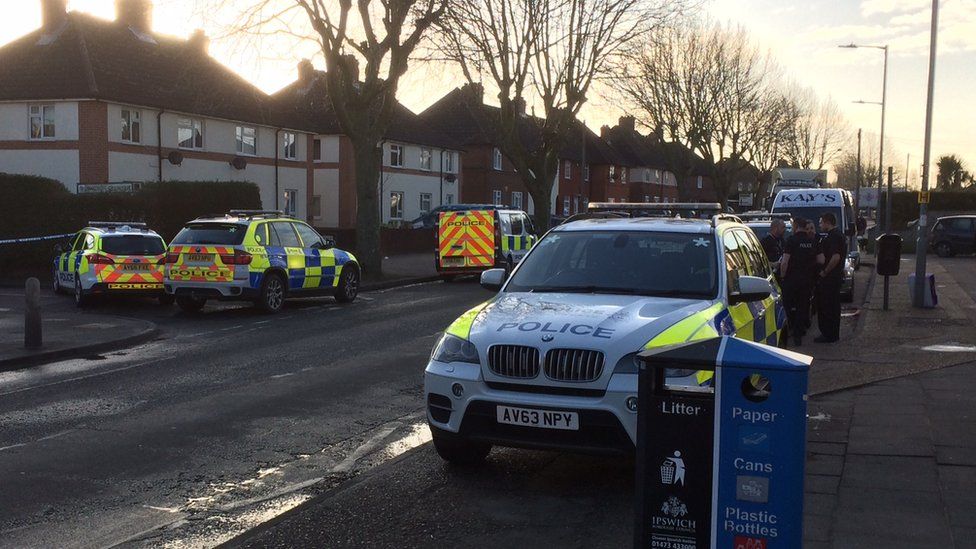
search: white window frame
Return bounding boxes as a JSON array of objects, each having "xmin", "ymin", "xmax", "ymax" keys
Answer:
[
  {"xmin": 492, "ymin": 189, "xmax": 503, "ymax": 205},
  {"xmin": 492, "ymin": 148, "xmax": 503, "ymax": 171},
  {"xmin": 621, "ymin": 167, "xmax": 628, "ymax": 184},
  {"xmin": 312, "ymin": 138, "xmax": 322, "ymax": 161},
  {"xmin": 564, "ymin": 160, "xmax": 572, "ymax": 180},
  {"xmin": 444, "ymin": 151, "xmax": 457, "ymax": 173},
  {"xmin": 177, "ymin": 117, "xmax": 204, "ymax": 150},
  {"xmin": 121, "ymin": 108, "xmax": 141, "ymax": 144},
  {"xmin": 609, "ymin": 165, "xmax": 616, "ymax": 180},
  {"xmin": 583, "ymin": 164, "xmax": 590, "ymax": 182},
  {"xmin": 445, "ymin": 193, "xmax": 455, "ymax": 205},
  {"xmin": 511, "ymin": 191, "xmax": 523, "ymax": 210},
  {"xmin": 420, "ymin": 192, "xmax": 432, "ymax": 215},
  {"xmin": 563, "ymin": 196, "xmax": 570, "ymax": 216},
  {"xmin": 573, "ymin": 196, "xmax": 579, "ymax": 214},
  {"xmin": 390, "ymin": 191, "xmax": 404, "ymax": 220},
  {"xmin": 420, "ymin": 147, "xmax": 432, "ymax": 171},
  {"xmin": 236, "ymin": 125, "xmax": 257, "ymax": 156},
  {"xmin": 282, "ymin": 132, "xmax": 297, "ymax": 160},
  {"xmin": 283, "ymin": 189, "xmax": 298, "ymax": 216},
  {"xmin": 390, "ymin": 144, "xmax": 404, "ymax": 168},
  {"xmin": 697, "ymin": 176, "xmax": 703, "ymax": 189},
  {"xmin": 29, "ymin": 104, "xmax": 56, "ymax": 140}
]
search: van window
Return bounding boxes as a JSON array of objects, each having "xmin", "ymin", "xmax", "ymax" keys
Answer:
[
  {"xmin": 498, "ymin": 213, "xmax": 512, "ymax": 235},
  {"xmin": 510, "ymin": 214, "xmax": 524, "ymax": 235}
]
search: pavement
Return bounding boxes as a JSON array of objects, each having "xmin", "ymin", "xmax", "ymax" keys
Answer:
[
  {"xmin": 0, "ymin": 288, "xmax": 158, "ymax": 371},
  {"xmin": 225, "ymin": 254, "xmax": 976, "ymax": 549},
  {"xmin": 362, "ymin": 253, "xmax": 440, "ymax": 290}
]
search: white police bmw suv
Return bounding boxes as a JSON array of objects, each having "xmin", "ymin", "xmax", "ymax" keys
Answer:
[{"xmin": 424, "ymin": 209, "xmax": 785, "ymax": 464}]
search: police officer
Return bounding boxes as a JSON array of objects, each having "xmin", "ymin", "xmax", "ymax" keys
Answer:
[
  {"xmin": 815, "ymin": 213, "xmax": 847, "ymax": 343},
  {"xmin": 780, "ymin": 218, "xmax": 823, "ymax": 346},
  {"xmin": 760, "ymin": 218, "xmax": 787, "ymax": 277}
]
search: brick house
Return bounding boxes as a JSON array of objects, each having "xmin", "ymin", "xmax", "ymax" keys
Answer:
[
  {"xmin": 600, "ymin": 116, "xmax": 680, "ymax": 204},
  {"xmin": 272, "ymin": 63, "xmax": 462, "ymax": 229},
  {"xmin": 419, "ymin": 84, "xmax": 630, "ymax": 218}
]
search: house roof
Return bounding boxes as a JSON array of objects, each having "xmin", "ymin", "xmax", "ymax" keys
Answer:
[
  {"xmin": 0, "ymin": 11, "xmax": 274, "ymax": 127},
  {"xmin": 271, "ymin": 71, "xmax": 459, "ymax": 149},
  {"xmin": 602, "ymin": 123, "xmax": 671, "ymax": 169},
  {"xmin": 419, "ymin": 85, "xmax": 625, "ymax": 166}
]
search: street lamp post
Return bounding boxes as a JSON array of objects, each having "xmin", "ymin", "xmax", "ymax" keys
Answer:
[
  {"xmin": 915, "ymin": 0, "xmax": 940, "ymax": 308},
  {"xmin": 840, "ymin": 42, "xmax": 889, "ymax": 231}
]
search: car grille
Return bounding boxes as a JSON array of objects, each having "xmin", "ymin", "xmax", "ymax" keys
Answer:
[
  {"xmin": 487, "ymin": 345, "xmax": 540, "ymax": 379},
  {"xmin": 544, "ymin": 349, "xmax": 605, "ymax": 382}
]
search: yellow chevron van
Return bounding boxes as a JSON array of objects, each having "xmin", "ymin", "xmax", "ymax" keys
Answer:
[{"xmin": 436, "ymin": 206, "xmax": 537, "ymax": 280}]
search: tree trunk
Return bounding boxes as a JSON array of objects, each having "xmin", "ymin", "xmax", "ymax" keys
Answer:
[
  {"xmin": 526, "ymin": 183, "xmax": 553, "ymax": 232},
  {"xmin": 352, "ymin": 138, "xmax": 383, "ymax": 278}
]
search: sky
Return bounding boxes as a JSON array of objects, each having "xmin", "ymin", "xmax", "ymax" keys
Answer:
[{"xmin": 2, "ymin": 0, "xmax": 974, "ymax": 186}]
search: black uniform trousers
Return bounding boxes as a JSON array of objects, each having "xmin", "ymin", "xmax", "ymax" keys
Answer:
[
  {"xmin": 816, "ymin": 277, "xmax": 843, "ymax": 341},
  {"xmin": 783, "ymin": 277, "xmax": 813, "ymax": 336}
]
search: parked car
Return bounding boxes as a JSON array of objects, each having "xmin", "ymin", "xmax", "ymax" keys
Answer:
[{"xmin": 929, "ymin": 215, "xmax": 976, "ymax": 257}]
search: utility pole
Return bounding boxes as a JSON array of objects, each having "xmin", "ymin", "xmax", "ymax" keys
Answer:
[
  {"xmin": 905, "ymin": 153, "xmax": 911, "ymax": 192},
  {"xmin": 855, "ymin": 129, "xmax": 862, "ymax": 216},
  {"xmin": 878, "ymin": 45, "xmax": 889, "ymax": 231},
  {"xmin": 914, "ymin": 0, "xmax": 939, "ymax": 308}
]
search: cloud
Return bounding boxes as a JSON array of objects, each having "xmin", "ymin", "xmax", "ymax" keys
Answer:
[{"xmin": 860, "ymin": 0, "xmax": 929, "ymax": 17}]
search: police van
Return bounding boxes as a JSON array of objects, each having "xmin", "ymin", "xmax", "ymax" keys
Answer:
[
  {"xmin": 436, "ymin": 207, "xmax": 537, "ymax": 280},
  {"xmin": 164, "ymin": 211, "xmax": 360, "ymax": 313},
  {"xmin": 424, "ymin": 203, "xmax": 786, "ymax": 463},
  {"xmin": 53, "ymin": 222, "xmax": 170, "ymax": 307}
]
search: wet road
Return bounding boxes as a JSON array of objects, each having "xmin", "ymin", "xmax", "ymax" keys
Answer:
[{"xmin": 0, "ymin": 281, "xmax": 484, "ymax": 548}]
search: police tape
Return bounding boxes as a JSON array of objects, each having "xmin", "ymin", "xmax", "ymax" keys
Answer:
[{"xmin": 0, "ymin": 233, "xmax": 75, "ymax": 245}]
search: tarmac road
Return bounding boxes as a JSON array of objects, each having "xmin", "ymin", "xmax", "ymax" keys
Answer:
[{"xmin": 0, "ymin": 280, "xmax": 485, "ymax": 549}]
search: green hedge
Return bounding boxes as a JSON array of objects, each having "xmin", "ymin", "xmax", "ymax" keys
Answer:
[
  {"xmin": 886, "ymin": 191, "xmax": 976, "ymax": 229},
  {"xmin": 0, "ymin": 174, "xmax": 261, "ymax": 281}
]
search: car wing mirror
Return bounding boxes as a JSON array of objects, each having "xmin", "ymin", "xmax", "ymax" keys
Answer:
[
  {"xmin": 322, "ymin": 236, "xmax": 336, "ymax": 249},
  {"xmin": 480, "ymin": 268, "xmax": 507, "ymax": 292},
  {"xmin": 729, "ymin": 275, "xmax": 772, "ymax": 304}
]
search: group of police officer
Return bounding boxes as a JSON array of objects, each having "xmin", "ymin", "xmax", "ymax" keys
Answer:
[{"xmin": 760, "ymin": 213, "xmax": 848, "ymax": 346}]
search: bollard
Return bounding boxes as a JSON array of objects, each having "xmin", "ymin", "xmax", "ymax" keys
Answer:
[{"xmin": 25, "ymin": 277, "xmax": 42, "ymax": 349}]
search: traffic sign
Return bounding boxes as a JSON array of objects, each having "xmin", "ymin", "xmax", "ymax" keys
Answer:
[{"xmin": 918, "ymin": 191, "xmax": 930, "ymax": 204}]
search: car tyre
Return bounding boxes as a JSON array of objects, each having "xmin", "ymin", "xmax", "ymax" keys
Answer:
[
  {"xmin": 936, "ymin": 242, "xmax": 953, "ymax": 258},
  {"xmin": 176, "ymin": 296, "xmax": 207, "ymax": 313},
  {"xmin": 158, "ymin": 294, "xmax": 176, "ymax": 306},
  {"xmin": 52, "ymin": 266, "xmax": 61, "ymax": 294},
  {"xmin": 431, "ymin": 431, "xmax": 491, "ymax": 466},
  {"xmin": 74, "ymin": 277, "xmax": 91, "ymax": 308},
  {"xmin": 257, "ymin": 273, "xmax": 287, "ymax": 313},
  {"xmin": 334, "ymin": 266, "xmax": 360, "ymax": 304},
  {"xmin": 440, "ymin": 274, "xmax": 457, "ymax": 283}
]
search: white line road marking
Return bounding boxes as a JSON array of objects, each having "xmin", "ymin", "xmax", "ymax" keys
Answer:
[
  {"xmin": 357, "ymin": 295, "xmax": 375, "ymax": 302},
  {"xmin": 269, "ymin": 373, "xmax": 294, "ymax": 379},
  {"xmin": 332, "ymin": 424, "xmax": 400, "ymax": 473},
  {"xmin": 0, "ymin": 443, "xmax": 27, "ymax": 453}
]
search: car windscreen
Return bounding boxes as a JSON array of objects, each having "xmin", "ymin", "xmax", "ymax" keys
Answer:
[
  {"xmin": 100, "ymin": 235, "xmax": 165, "ymax": 255},
  {"xmin": 171, "ymin": 223, "xmax": 247, "ymax": 246},
  {"xmin": 505, "ymin": 230, "xmax": 718, "ymax": 298},
  {"xmin": 771, "ymin": 206, "xmax": 843, "ymax": 227}
]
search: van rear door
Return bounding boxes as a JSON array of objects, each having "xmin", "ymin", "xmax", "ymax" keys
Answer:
[{"xmin": 438, "ymin": 210, "xmax": 496, "ymax": 270}]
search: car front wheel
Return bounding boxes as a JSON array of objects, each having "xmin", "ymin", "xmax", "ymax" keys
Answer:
[
  {"xmin": 334, "ymin": 266, "xmax": 359, "ymax": 303},
  {"xmin": 257, "ymin": 273, "xmax": 286, "ymax": 313},
  {"xmin": 431, "ymin": 430, "xmax": 491, "ymax": 466},
  {"xmin": 936, "ymin": 242, "xmax": 953, "ymax": 258}
]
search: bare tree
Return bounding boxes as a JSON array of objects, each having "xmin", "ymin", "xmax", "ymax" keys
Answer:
[
  {"xmin": 748, "ymin": 91, "xmax": 797, "ymax": 201},
  {"xmin": 217, "ymin": 0, "xmax": 446, "ymax": 275},
  {"xmin": 615, "ymin": 20, "xmax": 781, "ymax": 207},
  {"xmin": 783, "ymin": 86, "xmax": 847, "ymax": 171},
  {"xmin": 433, "ymin": 0, "xmax": 686, "ymax": 228}
]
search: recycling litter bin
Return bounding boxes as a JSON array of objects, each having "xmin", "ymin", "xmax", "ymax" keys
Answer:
[{"xmin": 634, "ymin": 337, "xmax": 812, "ymax": 549}]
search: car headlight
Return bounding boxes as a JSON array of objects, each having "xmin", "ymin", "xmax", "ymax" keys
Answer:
[{"xmin": 431, "ymin": 333, "xmax": 480, "ymax": 364}]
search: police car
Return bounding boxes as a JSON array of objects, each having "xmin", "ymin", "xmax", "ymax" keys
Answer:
[
  {"xmin": 424, "ymin": 203, "xmax": 786, "ymax": 463},
  {"xmin": 164, "ymin": 210, "xmax": 360, "ymax": 313},
  {"xmin": 53, "ymin": 222, "xmax": 170, "ymax": 307}
]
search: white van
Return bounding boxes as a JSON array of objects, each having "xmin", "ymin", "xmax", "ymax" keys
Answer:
[{"xmin": 770, "ymin": 188, "xmax": 859, "ymax": 269}]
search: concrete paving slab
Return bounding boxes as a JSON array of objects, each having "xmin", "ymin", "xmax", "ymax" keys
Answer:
[
  {"xmin": 840, "ymin": 455, "xmax": 940, "ymax": 492},
  {"xmin": 833, "ymin": 487, "xmax": 952, "ymax": 544}
]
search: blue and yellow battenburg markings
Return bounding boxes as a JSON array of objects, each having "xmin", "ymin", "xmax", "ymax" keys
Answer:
[{"xmin": 500, "ymin": 234, "xmax": 536, "ymax": 254}]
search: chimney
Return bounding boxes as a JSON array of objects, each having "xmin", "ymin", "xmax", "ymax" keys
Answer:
[
  {"xmin": 297, "ymin": 59, "xmax": 315, "ymax": 83},
  {"xmin": 41, "ymin": 0, "xmax": 67, "ymax": 29},
  {"xmin": 116, "ymin": 0, "xmax": 152, "ymax": 33},
  {"xmin": 188, "ymin": 29, "xmax": 209, "ymax": 54},
  {"xmin": 619, "ymin": 115, "xmax": 635, "ymax": 132},
  {"xmin": 600, "ymin": 125, "xmax": 611, "ymax": 139},
  {"xmin": 513, "ymin": 97, "xmax": 527, "ymax": 117},
  {"xmin": 461, "ymin": 82, "xmax": 484, "ymax": 104}
]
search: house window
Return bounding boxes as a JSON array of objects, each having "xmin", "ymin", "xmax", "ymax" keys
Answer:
[
  {"xmin": 444, "ymin": 151, "xmax": 457, "ymax": 173},
  {"xmin": 609, "ymin": 165, "xmax": 616, "ymax": 180},
  {"xmin": 654, "ymin": 196, "xmax": 660, "ymax": 203},
  {"xmin": 564, "ymin": 160, "xmax": 572, "ymax": 179},
  {"xmin": 583, "ymin": 164, "xmax": 590, "ymax": 182},
  {"xmin": 420, "ymin": 192, "xmax": 432, "ymax": 214},
  {"xmin": 563, "ymin": 196, "xmax": 570, "ymax": 216},
  {"xmin": 177, "ymin": 118, "xmax": 204, "ymax": 149},
  {"xmin": 283, "ymin": 189, "xmax": 297, "ymax": 216},
  {"xmin": 511, "ymin": 191, "xmax": 523, "ymax": 210},
  {"xmin": 390, "ymin": 144, "xmax": 403, "ymax": 168},
  {"xmin": 697, "ymin": 176, "xmax": 703, "ymax": 189},
  {"xmin": 313, "ymin": 138, "xmax": 322, "ymax": 161},
  {"xmin": 644, "ymin": 195, "xmax": 651, "ymax": 202},
  {"xmin": 236, "ymin": 126, "xmax": 257, "ymax": 156},
  {"xmin": 573, "ymin": 196, "xmax": 579, "ymax": 214},
  {"xmin": 420, "ymin": 147, "xmax": 432, "ymax": 171},
  {"xmin": 621, "ymin": 168, "xmax": 628, "ymax": 184},
  {"xmin": 29, "ymin": 105, "xmax": 55, "ymax": 139},
  {"xmin": 492, "ymin": 148, "xmax": 503, "ymax": 171},
  {"xmin": 390, "ymin": 191, "xmax": 404, "ymax": 220},
  {"xmin": 310, "ymin": 195, "xmax": 322, "ymax": 218},
  {"xmin": 445, "ymin": 194, "xmax": 455, "ymax": 205},
  {"xmin": 121, "ymin": 109, "xmax": 140, "ymax": 143},
  {"xmin": 492, "ymin": 189, "xmax": 503, "ymax": 205},
  {"xmin": 282, "ymin": 132, "xmax": 297, "ymax": 160}
]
